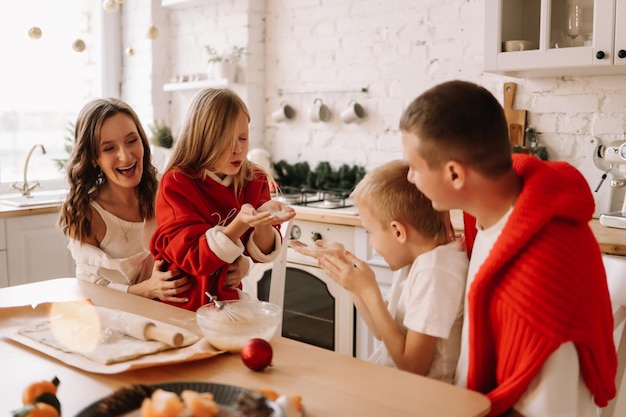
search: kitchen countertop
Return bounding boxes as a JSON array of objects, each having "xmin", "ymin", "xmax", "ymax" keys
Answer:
[
  {"xmin": 0, "ymin": 278, "xmax": 491, "ymax": 417},
  {"xmin": 0, "ymin": 204, "xmax": 60, "ymax": 218},
  {"xmin": 293, "ymin": 206, "xmax": 626, "ymax": 257},
  {"xmin": 2, "ymin": 203, "xmax": 625, "ymax": 257}
]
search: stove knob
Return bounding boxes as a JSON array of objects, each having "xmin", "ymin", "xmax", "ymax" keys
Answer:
[
  {"xmin": 290, "ymin": 225, "xmax": 301, "ymax": 240},
  {"xmin": 311, "ymin": 231, "xmax": 323, "ymax": 242}
]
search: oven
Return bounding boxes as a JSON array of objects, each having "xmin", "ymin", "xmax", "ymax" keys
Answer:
[
  {"xmin": 246, "ymin": 219, "xmax": 357, "ymax": 356},
  {"xmin": 245, "ymin": 188, "xmax": 394, "ymax": 359}
]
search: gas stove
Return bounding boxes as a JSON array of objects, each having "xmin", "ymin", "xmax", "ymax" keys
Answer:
[{"xmin": 274, "ymin": 186, "xmax": 358, "ymax": 215}]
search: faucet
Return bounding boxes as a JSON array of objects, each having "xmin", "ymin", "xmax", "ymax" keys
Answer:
[{"xmin": 10, "ymin": 144, "xmax": 47, "ymax": 197}]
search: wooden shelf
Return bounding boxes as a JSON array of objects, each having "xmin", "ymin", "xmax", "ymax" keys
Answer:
[
  {"xmin": 163, "ymin": 78, "xmax": 229, "ymax": 92},
  {"xmin": 161, "ymin": 0, "xmax": 211, "ymax": 9}
]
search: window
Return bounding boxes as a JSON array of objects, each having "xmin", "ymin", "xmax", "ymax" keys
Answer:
[{"xmin": 0, "ymin": 1, "xmax": 115, "ymax": 191}]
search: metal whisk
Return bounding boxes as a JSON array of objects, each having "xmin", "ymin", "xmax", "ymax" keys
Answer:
[{"xmin": 204, "ymin": 292, "xmax": 246, "ymax": 321}]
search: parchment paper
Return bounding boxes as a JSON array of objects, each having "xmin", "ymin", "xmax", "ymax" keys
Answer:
[{"xmin": 0, "ymin": 301, "xmax": 223, "ymax": 374}]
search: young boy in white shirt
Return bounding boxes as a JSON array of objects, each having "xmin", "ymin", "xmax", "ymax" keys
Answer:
[{"xmin": 317, "ymin": 160, "xmax": 468, "ymax": 382}]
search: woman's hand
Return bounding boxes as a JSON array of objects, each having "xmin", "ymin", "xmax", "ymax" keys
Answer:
[
  {"xmin": 223, "ymin": 255, "xmax": 251, "ymax": 288},
  {"xmin": 129, "ymin": 259, "xmax": 191, "ymax": 302}
]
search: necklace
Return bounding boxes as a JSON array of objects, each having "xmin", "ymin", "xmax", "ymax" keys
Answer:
[{"xmin": 117, "ymin": 217, "xmax": 133, "ymax": 243}]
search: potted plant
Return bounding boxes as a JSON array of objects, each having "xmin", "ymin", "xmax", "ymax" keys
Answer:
[
  {"xmin": 149, "ymin": 120, "xmax": 174, "ymax": 149},
  {"xmin": 53, "ymin": 121, "xmax": 75, "ymax": 172},
  {"xmin": 204, "ymin": 45, "xmax": 245, "ymax": 82},
  {"xmin": 148, "ymin": 120, "xmax": 174, "ymax": 173}
]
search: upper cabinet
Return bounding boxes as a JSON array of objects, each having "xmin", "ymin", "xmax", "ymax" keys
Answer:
[{"xmin": 484, "ymin": 0, "xmax": 626, "ymax": 77}]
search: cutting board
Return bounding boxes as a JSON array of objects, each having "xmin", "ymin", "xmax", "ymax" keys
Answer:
[{"xmin": 503, "ymin": 82, "xmax": 527, "ymax": 148}]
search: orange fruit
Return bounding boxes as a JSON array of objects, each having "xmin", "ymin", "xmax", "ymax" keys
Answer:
[
  {"xmin": 25, "ymin": 402, "xmax": 59, "ymax": 417},
  {"xmin": 22, "ymin": 381, "xmax": 57, "ymax": 405}
]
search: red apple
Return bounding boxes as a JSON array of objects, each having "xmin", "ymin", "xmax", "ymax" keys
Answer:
[{"xmin": 241, "ymin": 338, "xmax": 273, "ymax": 371}]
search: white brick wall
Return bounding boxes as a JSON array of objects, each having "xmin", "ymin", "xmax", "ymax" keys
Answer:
[{"xmin": 122, "ymin": 0, "xmax": 626, "ymax": 213}]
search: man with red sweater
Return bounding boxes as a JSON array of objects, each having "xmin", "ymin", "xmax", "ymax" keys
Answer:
[{"xmin": 399, "ymin": 80, "xmax": 616, "ymax": 416}]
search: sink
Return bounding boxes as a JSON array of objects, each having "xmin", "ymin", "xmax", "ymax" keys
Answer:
[{"xmin": 0, "ymin": 189, "xmax": 68, "ymax": 207}]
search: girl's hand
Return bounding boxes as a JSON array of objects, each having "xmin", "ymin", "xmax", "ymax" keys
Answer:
[
  {"xmin": 256, "ymin": 200, "xmax": 296, "ymax": 224},
  {"xmin": 236, "ymin": 203, "xmax": 274, "ymax": 227},
  {"xmin": 318, "ymin": 250, "xmax": 376, "ymax": 295},
  {"xmin": 224, "ymin": 255, "xmax": 251, "ymax": 288}
]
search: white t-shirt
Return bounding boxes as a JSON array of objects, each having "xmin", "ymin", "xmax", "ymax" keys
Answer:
[
  {"xmin": 368, "ymin": 240, "xmax": 468, "ymax": 383},
  {"xmin": 455, "ymin": 207, "xmax": 595, "ymax": 417}
]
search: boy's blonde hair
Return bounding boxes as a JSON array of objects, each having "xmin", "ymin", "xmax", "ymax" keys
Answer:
[
  {"xmin": 351, "ymin": 160, "xmax": 451, "ymax": 245},
  {"xmin": 166, "ymin": 88, "xmax": 260, "ymax": 195}
]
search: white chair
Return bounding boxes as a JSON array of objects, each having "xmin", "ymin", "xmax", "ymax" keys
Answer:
[
  {"xmin": 267, "ymin": 220, "xmax": 293, "ymax": 309},
  {"xmin": 600, "ymin": 255, "xmax": 626, "ymax": 417},
  {"xmin": 243, "ymin": 220, "xmax": 292, "ymax": 333}
]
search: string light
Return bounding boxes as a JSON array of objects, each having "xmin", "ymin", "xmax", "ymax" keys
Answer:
[
  {"xmin": 102, "ymin": 0, "xmax": 119, "ymax": 13},
  {"xmin": 72, "ymin": 39, "xmax": 86, "ymax": 52},
  {"xmin": 146, "ymin": 25, "xmax": 159, "ymax": 40},
  {"xmin": 28, "ymin": 26, "xmax": 42, "ymax": 40}
]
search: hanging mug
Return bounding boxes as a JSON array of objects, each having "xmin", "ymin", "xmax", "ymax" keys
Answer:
[
  {"xmin": 340, "ymin": 100, "xmax": 366, "ymax": 124},
  {"xmin": 272, "ymin": 101, "xmax": 296, "ymax": 122},
  {"xmin": 309, "ymin": 98, "xmax": 331, "ymax": 123}
]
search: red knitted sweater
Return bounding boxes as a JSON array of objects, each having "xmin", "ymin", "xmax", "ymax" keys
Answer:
[{"xmin": 463, "ymin": 154, "xmax": 617, "ymax": 416}]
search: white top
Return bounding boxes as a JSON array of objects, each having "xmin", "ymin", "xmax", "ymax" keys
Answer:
[
  {"xmin": 455, "ymin": 207, "xmax": 595, "ymax": 417},
  {"xmin": 369, "ymin": 240, "xmax": 468, "ymax": 383},
  {"xmin": 67, "ymin": 201, "xmax": 154, "ymax": 292}
]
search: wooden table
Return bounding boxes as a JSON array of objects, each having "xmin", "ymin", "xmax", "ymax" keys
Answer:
[{"xmin": 0, "ymin": 278, "xmax": 491, "ymax": 417}]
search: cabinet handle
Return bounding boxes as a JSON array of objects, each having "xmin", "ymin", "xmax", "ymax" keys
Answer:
[
  {"xmin": 596, "ymin": 50, "xmax": 606, "ymax": 60},
  {"xmin": 618, "ymin": 49, "xmax": 626, "ymax": 59}
]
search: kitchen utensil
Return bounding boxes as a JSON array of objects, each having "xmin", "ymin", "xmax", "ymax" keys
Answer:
[
  {"xmin": 340, "ymin": 99, "xmax": 366, "ymax": 123},
  {"xmin": 566, "ymin": 2, "xmax": 582, "ymax": 47},
  {"xmin": 309, "ymin": 98, "xmax": 331, "ymax": 122},
  {"xmin": 95, "ymin": 306, "xmax": 185, "ymax": 346},
  {"xmin": 503, "ymin": 82, "xmax": 527, "ymax": 148},
  {"xmin": 272, "ymin": 101, "xmax": 296, "ymax": 122},
  {"xmin": 503, "ymin": 40, "xmax": 533, "ymax": 52},
  {"xmin": 59, "ymin": 302, "xmax": 185, "ymax": 347},
  {"xmin": 204, "ymin": 292, "xmax": 247, "ymax": 321},
  {"xmin": 196, "ymin": 299, "xmax": 282, "ymax": 352},
  {"xmin": 75, "ymin": 382, "xmax": 284, "ymax": 417}
]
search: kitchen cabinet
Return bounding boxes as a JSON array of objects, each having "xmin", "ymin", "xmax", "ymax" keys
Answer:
[
  {"xmin": 0, "ymin": 219, "xmax": 7, "ymax": 288},
  {"xmin": 484, "ymin": 0, "xmax": 626, "ymax": 77},
  {"xmin": 5, "ymin": 212, "xmax": 75, "ymax": 286}
]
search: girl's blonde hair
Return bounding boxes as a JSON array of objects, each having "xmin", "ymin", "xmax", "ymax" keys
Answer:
[
  {"xmin": 351, "ymin": 160, "xmax": 452, "ymax": 245},
  {"xmin": 166, "ymin": 88, "xmax": 259, "ymax": 195}
]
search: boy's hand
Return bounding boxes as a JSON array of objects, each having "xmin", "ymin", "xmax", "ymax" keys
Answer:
[{"xmin": 319, "ymin": 250, "xmax": 376, "ymax": 295}]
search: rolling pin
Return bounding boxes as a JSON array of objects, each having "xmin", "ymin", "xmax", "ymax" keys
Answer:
[
  {"xmin": 95, "ymin": 306, "xmax": 185, "ymax": 347},
  {"xmin": 56, "ymin": 301, "xmax": 185, "ymax": 347}
]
